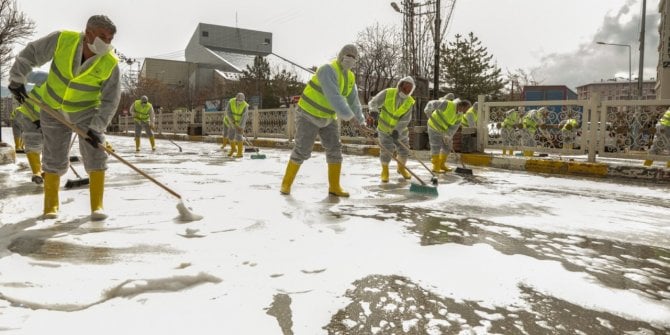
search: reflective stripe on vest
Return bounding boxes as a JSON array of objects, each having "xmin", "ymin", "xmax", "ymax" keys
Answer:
[
  {"xmin": 523, "ymin": 110, "xmax": 541, "ymax": 131},
  {"xmin": 229, "ymin": 97, "xmax": 249, "ymax": 124},
  {"xmin": 298, "ymin": 60, "xmax": 355, "ymax": 120},
  {"xmin": 461, "ymin": 107, "xmax": 477, "ymax": 127},
  {"xmin": 662, "ymin": 110, "xmax": 670, "ymax": 127},
  {"xmin": 133, "ymin": 100, "xmax": 153, "ymax": 122},
  {"xmin": 377, "ymin": 88, "xmax": 415, "ymax": 134},
  {"xmin": 502, "ymin": 111, "xmax": 518, "ymax": 129},
  {"xmin": 41, "ymin": 31, "xmax": 118, "ymax": 113},
  {"xmin": 428, "ymin": 100, "xmax": 458, "ymax": 133}
]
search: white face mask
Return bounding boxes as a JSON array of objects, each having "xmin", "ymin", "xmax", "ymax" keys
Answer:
[
  {"xmin": 398, "ymin": 92, "xmax": 408, "ymax": 99},
  {"xmin": 340, "ymin": 56, "xmax": 356, "ymax": 70},
  {"xmin": 88, "ymin": 36, "xmax": 113, "ymax": 55}
]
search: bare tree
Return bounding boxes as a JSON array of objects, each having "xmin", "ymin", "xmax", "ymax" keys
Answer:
[
  {"xmin": 0, "ymin": 0, "xmax": 35, "ymax": 78},
  {"xmin": 355, "ymin": 23, "xmax": 402, "ymax": 103},
  {"xmin": 504, "ymin": 68, "xmax": 542, "ymax": 101}
]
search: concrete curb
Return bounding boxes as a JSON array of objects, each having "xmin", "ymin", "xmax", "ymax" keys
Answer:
[{"xmin": 109, "ymin": 132, "xmax": 669, "ymax": 183}]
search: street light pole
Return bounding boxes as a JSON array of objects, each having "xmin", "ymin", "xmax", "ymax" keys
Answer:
[
  {"xmin": 638, "ymin": 0, "xmax": 646, "ymax": 100},
  {"xmin": 596, "ymin": 41, "xmax": 632, "ymax": 99},
  {"xmin": 433, "ymin": 0, "xmax": 440, "ymax": 99}
]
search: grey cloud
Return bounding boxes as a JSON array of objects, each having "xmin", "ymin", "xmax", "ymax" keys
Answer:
[{"xmin": 532, "ymin": 0, "xmax": 660, "ymax": 90}]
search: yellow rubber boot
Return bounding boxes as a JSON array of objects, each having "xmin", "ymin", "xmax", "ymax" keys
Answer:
[
  {"xmin": 381, "ymin": 164, "xmax": 389, "ymax": 183},
  {"xmin": 524, "ymin": 150, "xmax": 534, "ymax": 157},
  {"xmin": 135, "ymin": 137, "xmax": 140, "ymax": 152},
  {"xmin": 431, "ymin": 155, "xmax": 444, "ymax": 173},
  {"xmin": 236, "ymin": 141, "xmax": 244, "ymax": 158},
  {"xmin": 89, "ymin": 170, "xmax": 107, "ymax": 220},
  {"xmin": 508, "ymin": 150, "xmax": 514, "ymax": 156},
  {"xmin": 43, "ymin": 173, "xmax": 60, "ymax": 219},
  {"xmin": 502, "ymin": 149, "xmax": 507, "ymax": 155},
  {"xmin": 439, "ymin": 153, "xmax": 452, "ymax": 172},
  {"xmin": 397, "ymin": 157, "xmax": 411, "ymax": 179},
  {"xmin": 666, "ymin": 161, "xmax": 670, "ymax": 168},
  {"xmin": 149, "ymin": 136, "xmax": 156, "ymax": 151},
  {"xmin": 280, "ymin": 160, "xmax": 300, "ymax": 195},
  {"xmin": 26, "ymin": 151, "xmax": 43, "ymax": 184},
  {"xmin": 643, "ymin": 159, "xmax": 653, "ymax": 167},
  {"xmin": 221, "ymin": 137, "xmax": 229, "ymax": 150},
  {"xmin": 14, "ymin": 136, "xmax": 24, "ymax": 151},
  {"xmin": 228, "ymin": 142, "xmax": 236, "ymax": 157},
  {"xmin": 328, "ymin": 163, "xmax": 349, "ymax": 197}
]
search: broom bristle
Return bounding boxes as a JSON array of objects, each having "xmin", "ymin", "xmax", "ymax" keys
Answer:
[
  {"xmin": 250, "ymin": 153, "xmax": 266, "ymax": 159},
  {"xmin": 64, "ymin": 178, "xmax": 89, "ymax": 189},
  {"xmin": 455, "ymin": 167, "xmax": 473, "ymax": 175},
  {"xmin": 409, "ymin": 183, "xmax": 438, "ymax": 196}
]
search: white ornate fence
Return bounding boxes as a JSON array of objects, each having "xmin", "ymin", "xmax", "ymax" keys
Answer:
[{"xmin": 114, "ymin": 95, "xmax": 670, "ymax": 163}]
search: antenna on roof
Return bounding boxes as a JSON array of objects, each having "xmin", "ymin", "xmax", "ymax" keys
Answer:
[{"xmin": 235, "ymin": 12, "xmax": 238, "ymax": 28}]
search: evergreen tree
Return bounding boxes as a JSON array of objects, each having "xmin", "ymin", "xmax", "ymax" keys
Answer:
[
  {"xmin": 240, "ymin": 55, "xmax": 272, "ymax": 107},
  {"xmin": 439, "ymin": 32, "xmax": 505, "ymax": 102}
]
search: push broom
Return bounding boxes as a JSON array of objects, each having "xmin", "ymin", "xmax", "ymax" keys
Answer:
[
  {"xmin": 64, "ymin": 134, "xmax": 90, "ymax": 189},
  {"xmin": 394, "ymin": 138, "xmax": 439, "ymax": 185},
  {"xmin": 27, "ymin": 97, "xmax": 203, "ymax": 222},
  {"xmin": 445, "ymin": 136, "xmax": 473, "ymax": 175},
  {"xmin": 225, "ymin": 115, "xmax": 265, "ymax": 159},
  {"xmin": 368, "ymin": 132, "xmax": 438, "ymax": 196}
]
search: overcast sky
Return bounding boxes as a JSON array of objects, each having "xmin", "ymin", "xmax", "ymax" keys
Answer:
[{"xmin": 12, "ymin": 0, "xmax": 660, "ymax": 90}]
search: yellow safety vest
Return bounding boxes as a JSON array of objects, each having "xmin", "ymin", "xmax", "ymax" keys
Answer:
[
  {"xmin": 298, "ymin": 60, "xmax": 355, "ymax": 120},
  {"xmin": 502, "ymin": 111, "xmax": 519, "ymax": 129},
  {"xmin": 428, "ymin": 100, "xmax": 459, "ymax": 133},
  {"xmin": 377, "ymin": 88, "xmax": 414, "ymax": 134},
  {"xmin": 561, "ymin": 118, "xmax": 578, "ymax": 132},
  {"xmin": 133, "ymin": 100, "xmax": 153, "ymax": 122},
  {"xmin": 661, "ymin": 110, "xmax": 670, "ymax": 127},
  {"xmin": 461, "ymin": 106, "xmax": 478, "ymax": 127},
  {"xmin": 228, "ymin": 97, "xmax": 249, "ymax": 124},
  {"xmin": 35, "ymin": 30, "xmax": 118, "ymax": 113}
]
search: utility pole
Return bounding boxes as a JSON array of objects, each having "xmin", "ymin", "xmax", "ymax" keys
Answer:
[
  {"xmin": 638, "ymin": 0, "xmax": 646, "ymax": 99},
  {"xmin": 433, "ymin": 0, "xmax": 440, "ymax": 99}
]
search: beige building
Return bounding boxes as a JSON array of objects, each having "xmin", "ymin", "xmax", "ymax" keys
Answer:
[{"xmin": 576, "ymin": 80, "xmax": 656, "ymax": 100}]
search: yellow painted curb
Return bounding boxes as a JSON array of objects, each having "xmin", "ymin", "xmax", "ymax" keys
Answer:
[
  {"xmin": 525, "ymin": 159, "xmax": 568, "ymax": 174},
  {"xmin": 461, "ymin": 154, "xmax": 492, "ymax": 166},
  {"xmin": 567, "ymin": 161, "xmax": 608, "ymax": 177}
]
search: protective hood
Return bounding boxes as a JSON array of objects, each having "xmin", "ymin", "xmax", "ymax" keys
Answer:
[
  {"xmin": 396, "ymin": 76, "xmax": 415, "ymax": 97},
  {"xmin": 236, "ymin": 92, "xmax": 246, "ymax": 101},
  {"xmin": 337, "ymin": 44, "xmax": 359, "ymax": 64}
]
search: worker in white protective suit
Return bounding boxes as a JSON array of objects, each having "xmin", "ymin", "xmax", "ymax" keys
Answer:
[
  {"xmin": 8, "ymin": 15, "xmax": 121, "ymax": 220},
  {"xmin": 13, "ymin": 102, "xmax": 44, "ymax": 184},
  {"xmin": 10, "ymin": 107, "xmax": 24, "ymax": 152},
  {"xmin": 520, "ymin": 107, "xmax": 549, "ymax": 157},
  {"xmin": 279, "ymin": 44, "xmax": 372, "ymax": 196},
  {"xmin": 368, "ymin": 76, "xmax": 416, "ymax": 182},
  {"xmin": 424, "ymin": 97, "xmax": 471, "ymax": 172},
  {"xmin": 224, "ymin": 92, "xmax": 249, "ymax": 158},
  {"xmin": 643, "ymin": 108, "xmax": 670, "ymax": 168},
  {"xmin": 130, "ymin": 95, "xmax": 155, "ymax": 152}
]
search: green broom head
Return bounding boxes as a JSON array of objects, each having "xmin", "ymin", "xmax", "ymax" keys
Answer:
[
  {"xmin": 409, "ymin": 182, "xmax": 438, "ymax": 196},
  {"xmin": 250, "ymin": 153, "xmax": 266, "ymax": 159}
]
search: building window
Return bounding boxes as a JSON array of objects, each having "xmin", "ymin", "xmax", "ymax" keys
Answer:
[
  {"xmin": 264, "ymin": 38, "xmax": 271, "ymax": 44},
  {"xmin": 202, "ymin": 31, "xmax": 209, "ymax": 37}
]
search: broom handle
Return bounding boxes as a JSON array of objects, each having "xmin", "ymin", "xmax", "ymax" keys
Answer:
[
  {"xmin": 226, "ymin": 114, "xmax": 256, "ymax": 149},
  {"xmin": 27, "ymin": 97, "xmax": 182, "ymax": 200},
  {"xmin": 394, "ymin": 139, "xmax": 437, "ymax": 178},
  {"xmin": 366, "ymin": 133, "xmax": 426, "ymax": 186}
]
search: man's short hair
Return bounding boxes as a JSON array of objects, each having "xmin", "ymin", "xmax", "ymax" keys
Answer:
[{"xmin": 87, "ymin": 15, "xmax": 117, "ymax": 34}]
